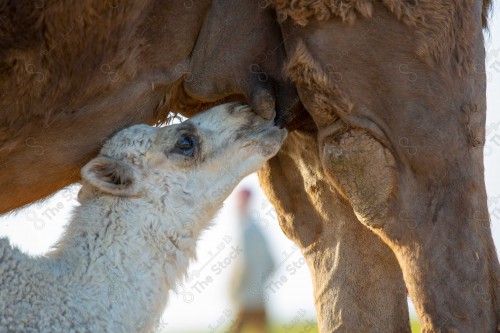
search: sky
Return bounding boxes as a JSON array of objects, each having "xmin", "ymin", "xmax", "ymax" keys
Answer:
[
  {"xmin": 1, "ymin": 5, "xmax": 499, "ymax": 332},
  {"xmin": 484, "ymin": 2, "xmax": 500, "ymax": 256}
]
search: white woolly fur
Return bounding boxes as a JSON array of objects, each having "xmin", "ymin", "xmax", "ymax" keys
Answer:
[{"xmin": 0, "ymin": 103, "xmax": 286, "ymax": 333}]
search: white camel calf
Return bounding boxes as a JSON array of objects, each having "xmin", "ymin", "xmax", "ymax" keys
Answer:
[{"xmin": 0, "ymin": 103, "xmax": 286, "ymax": 333}]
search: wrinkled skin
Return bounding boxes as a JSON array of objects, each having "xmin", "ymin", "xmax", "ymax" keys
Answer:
[
  {"xmin": 182, "ymin": 0, "xmax": 300, "ymax": 126},
  {"xmin": 1, "ymin": 1, "xmax": 499, "ymax": 332}
]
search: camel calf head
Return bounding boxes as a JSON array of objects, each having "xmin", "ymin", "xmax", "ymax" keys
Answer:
[
  {"xmin": 0, "ymin": 103, "xmax": 287, "ymax": 333},
  {"xmin": 79, "ymin": 103, "xmax": 287, "ymax": 218}
]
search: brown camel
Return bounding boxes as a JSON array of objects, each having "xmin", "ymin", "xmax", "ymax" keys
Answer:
[
  {"xmin": 259, "ymin": 0, "xmax": 499, "ymax": 332},
  {"xmin": 0, "ymin": 0, "xmax": 498, "ymax": 332},
  {"xmin": 0, "ymin": 0, "xmax": 299, "ymax": 213}
]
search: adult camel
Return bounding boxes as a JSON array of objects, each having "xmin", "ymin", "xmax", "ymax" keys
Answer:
[
  {"xmin": 256, "ymin": 0, "xmax": 499, "ymax": 332},
  {"xmin": 0, "ymin": 1, "xmax": 498, "ymax": 332}
]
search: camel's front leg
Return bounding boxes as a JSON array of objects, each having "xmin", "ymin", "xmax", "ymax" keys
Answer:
[
  {"xmin": 315, "ymin": 124, "xmax": 499, "ymax": 332},
  {"xmin": 258, "ymin": 128, "xmax": 410, "ymax": 333}
]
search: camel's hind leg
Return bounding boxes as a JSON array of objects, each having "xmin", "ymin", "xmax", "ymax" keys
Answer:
[{"xmin": 258, "ymin": 128, "xmax": 410, "ymax": 333}]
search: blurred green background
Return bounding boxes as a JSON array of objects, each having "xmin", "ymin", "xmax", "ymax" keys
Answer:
[{"xmin": 170, "ymin": 320, "xmax": 421, "ymax": 333}]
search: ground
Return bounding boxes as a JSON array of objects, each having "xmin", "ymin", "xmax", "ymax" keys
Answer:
[{"xmin": 168, "ymin": 320, "xmax": 421, "ymax": 332}]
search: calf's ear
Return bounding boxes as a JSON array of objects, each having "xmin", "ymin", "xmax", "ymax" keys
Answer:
[{"xmin": 81, "ymin": 156, "xmax": 143, "ymax": 197}]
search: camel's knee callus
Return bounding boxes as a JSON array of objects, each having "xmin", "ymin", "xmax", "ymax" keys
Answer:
[{"xmin": 322, "ymin": 129, "xmax": 397, "ymax": 229}]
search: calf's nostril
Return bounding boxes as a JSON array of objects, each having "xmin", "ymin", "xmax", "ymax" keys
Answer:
[
  {"xmin": 235, "ymin": 105, "xmax": 252, "ymax": 113},
  {"xmin": 228, "ymin": 102, "xmax": 247, "ymax": 113}
]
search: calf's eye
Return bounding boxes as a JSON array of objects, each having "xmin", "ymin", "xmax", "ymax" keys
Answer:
[
  {"xmin": 174, "ymin": 136, "xmax": 195, "ymax": 156},
  {"xmin": 176, "ymin": 136, "xmax": 193, "ymax": 149}
]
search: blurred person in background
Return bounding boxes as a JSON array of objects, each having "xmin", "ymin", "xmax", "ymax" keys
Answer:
[{"xmin": 231, "ymin": 189, "xmax": 275, "ymax": 333}]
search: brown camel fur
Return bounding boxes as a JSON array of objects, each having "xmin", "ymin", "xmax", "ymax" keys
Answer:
[
  {"xmin": 1, "ymin": 0, "xmax": 498, "ymax": 332},
  {"xmin": 0, "ymin": 0, "xmax": 298, "ymax": 213},
  {"xmin": 259, "ymin": 0, "xmax": 499, "ymax": 331}
]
